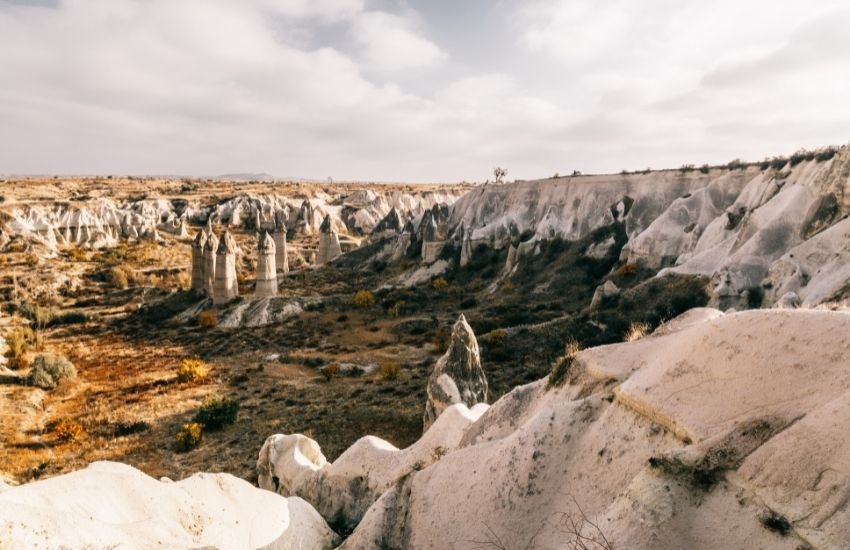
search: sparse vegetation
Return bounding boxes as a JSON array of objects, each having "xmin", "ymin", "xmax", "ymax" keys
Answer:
[
  {"xmin": 431, "ymin": 277, "xmax": 448, "ymax": 291},
  {"xmin": 193, "ymin": 394, "xmax": 238, "ymax": 430},
  {"xmin": 26, "ymin": 354, "xmax": 77, "ymax": 389},
  {"xmin": 176, "ymin": 358, "xmax": 208, "ymax": 383},
  {"xmin": 321, "ymin": 363, "xmax": 340, "ymax": 382},
  {"xmin": 486, "ymin": 329, "xmax": 507, "ymax": 347},
  {"xmin": 175, "ymin": 423, "xmax": 203, "ymax": 452},
  {"xmin": 549, "ymin": 340, "xmax": 581, "ymax": 389},
  {"xmin": 53, "ymin": 419, "xmax": 83, "ymax": 443},
  {"xmin": 624, "ymin": 322, "xmax": 650, "ymax": 342},
  {"xmin": 353, "ymin": 289, "xmax": 376, "ymax": 307},
  {"xmin": 198, "ymin": 309, "xmax": 218, "ymax": 328},
  {"xmin": 379, "ymin": 362, "xmax": 402, "ymax": 381},
  {"xmin": 4, "ymin": 327, "xmax": 36, "ymax": 369}
]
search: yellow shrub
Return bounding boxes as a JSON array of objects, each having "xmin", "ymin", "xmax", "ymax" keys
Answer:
[
  {"xmin": 486, "ymin": 329, "xmax": 507, "ymax": 347},
  {"xmin": 69, "ymin": 248, "xmax": 87, "ymax": 262},
  {"xmin": 321, "ymin": 363, "xmax": 339, "ymax": 382},
  {"xmin": 353, "ymin": 289, "xmax": 375, "ymax": 308},
  {"xmin": 502, "ymin": 279, "xmax": 514, "ymax": 293},
  {"xmin": 175, "ymin": 422, "xmax": 203, "ymax": 452},
  {"xmin": 431, "ymin": 277, "xmax": 448, "ymax": 291},
  {"xmin": 198, "ymin": 310, "xmax": 217, "ymax": 328},
  {"xmin": 176, "ymin": 358, "xmax": 208, "ymax": 383},
  {"xmin": 4, "ymin": 328, "xmax": 36, "ymax": 370},
  {"xmin": 613, "ymin": 263, "xmax": 638, "ymax": 277},
  {"xmin": 54, "ymin": 419, "xmax": 83, "ymax": 443},
  {"xmin": 379, "ymin": 362, "xmax": 402, "ymax": 381}
]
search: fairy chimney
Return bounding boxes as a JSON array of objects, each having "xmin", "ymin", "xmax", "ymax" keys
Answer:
[
  {"xmin": 213, "ymin": 230, "xmax": 238, "ymax": 304},
  {"xmin": 191, "ymin": 230, "xmax": 207, "ymax": 293},
  {"xmin": 317, "ymin": 214, "xmax": 342, "ymax": 265},
  {"xmin": 273, "ymin": 211, "xmax": 289, "ymax": 274},
  {"xmin": 203, "ymin": 230, "xmax": 219, "ymax": 297},
  {"xmin": 255, "ymin": 231, "xmax": 277, "ymax": 298}
]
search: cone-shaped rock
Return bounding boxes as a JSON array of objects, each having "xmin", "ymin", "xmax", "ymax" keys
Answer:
[
  {"xmin": 423, "ymin": 314, "xmax": 488, "ymax": 431},
  {"xmin": 213, "ymin": 230, "xmax": 238, "ymax": 304},
  {"xmin": 317, "ymin": 215, "xmax": 341, "ymax": 265},
  {"xmin": 374, "ymin": 207, "xmax": 402, "ymax": 235},
  {"xmin": 255, "ymin": 231, "xmax": 277, "ymax": 298},
  {"xmin": 273, "ymin": 211, "xmax": 289, "ymax": 274},
  {"xmin": 203, "ymin": 230, "xmax": 218, "ymax": 297},
  {"xmin": 191, "ymin": 230, "xmax": 207, "ymax": 293},
  {"xmin": 459, "ymin": 224, "xmax": 473, "ymax": 267}
]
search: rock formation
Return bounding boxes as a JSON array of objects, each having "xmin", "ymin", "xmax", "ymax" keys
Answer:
[
  {"xmin": 190, "ymin": 230, "xmax": 207, "ymax": 293},
  {"xmin": 255, "ymin": 231, "xmax": 277, "ymax": 298},
  {"xmin": 257, "ymin": 403, "xmax": 489, "ymax": 534},
  {"xmin": 424, "ymin": 314, "xmax": 488, "ymax": 431},
  {"xmin": 213, "ymin": 230, "xmax": 238, "ymax": 304},
  {"xmin": 316, "ymin": 215, "xmax": 342, "ymax": 265},
  {"xmin": 459, "ymin": 223, "xmax": 473, "ymax": 267},
  {"xmin": 203, "ymin": 229, "xmax": 218, "ymax": 297},
  {"xmin": 273, "ymin": 210, "xmax": 289, "ymax": 274},
  {"xmin": 334, "ymin": 308, "xmax": 850, "ymax": 549},
  {"xmin": 419, "ymin": 204, "xmax": 449, "ymax": 264},
  {"xmin": 0, "ymin": 461, "xmax": 337, "ymax": 549},
  {"xmin": 590, "ymin": 279, "xmax": 620, "ymax": 308}
]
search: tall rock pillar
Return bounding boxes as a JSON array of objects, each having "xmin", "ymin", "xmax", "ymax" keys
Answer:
[
  {"xmin": 191, "ymin": 230, "xmax": 207, "ymax": 293},
  {"xmin": 213, "ymin": 230, "xmax": 238, "ymax": 304},
  {"xmin": 203, "ymin": 230, "xmax": 219, "ymax": 297},
  {"xmin": 317, "ymin": 214, "xmax": 342, "ymax": 265},
  {"xmin": 255, "ymin": 231, "xmax": 278, "ymax": 298}
]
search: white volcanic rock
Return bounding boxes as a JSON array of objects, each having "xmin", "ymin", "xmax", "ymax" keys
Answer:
[
  {"xmin": 190, "ymin": 230, "xmax": 207, "ymax": 293},
  {"xmin": 424, "ymin": 314, "xmax": 488, "ymax": 431},
  {"xmin": 590, "ymin": 279, "xmax": 620, "ymax": 309},
  {"xmin": 273, "ymin": 210, "xmax": 290, "ymax": 274},
  {"xmin": 255, "ymin": 231, "xmax": 277, "ymax": 298},
  {"xmin": 340, "ymin": 309, "xmax": 850, "ymax": 550},
  {"xmin": 202, "ymin": 229, "xmax": 218, "ymax": 297},
  {"xmin": 0, "ymin": 461, "xmax": 338, "ymax": 549},
  {"xmin": 257, "ymin": 403, "xmax": 489, "ymax": 533},
  {"xmin": 317, "ymin": 215, "xmax": 342, "ymax": 265},
  {"xmin": 217, "ymin": 296, "xmax": 307, "ymax": 328},
  {"xmin": 763, "ymin": 215, "xmax": 850, "ymax": 306},
  {"xmin": 213, "ymin": 230, "xmax": 238, "ymax": 304}
]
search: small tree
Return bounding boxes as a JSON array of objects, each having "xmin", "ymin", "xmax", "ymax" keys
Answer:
[{"xmin": 493, "ymin": 167, "xmax": 507, "ymax": 184}]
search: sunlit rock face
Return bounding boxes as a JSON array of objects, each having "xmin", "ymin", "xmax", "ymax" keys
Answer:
[
  {"xmin": 423, "ymin": 314, "xmax": 488, "ymax": 431},
  {"xmin": 317, "ymin": 215, "xmax": 342, "ymax": 265},
  {"xmin": 213, "ymin": 230, "xmax": 238, "ymax": 304},
  {"xmin": 255, "ymin": 231, "xmax": 277, "ymax": 298}
]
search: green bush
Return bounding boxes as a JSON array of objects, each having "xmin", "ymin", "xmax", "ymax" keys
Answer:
[
  {"xmin": 26, "ymin": 354, "xmax": 77, "ymax": 389},
  {"xmin": 192, "ymin": 394, "xmax": 238, "ymax": 430}
]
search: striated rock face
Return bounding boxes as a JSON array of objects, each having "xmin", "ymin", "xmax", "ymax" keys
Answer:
[
  {"xmin": 255, "ymin": 231, "xmax": 277, "ymax": 298},
  {"xmin": 424, "ymin": 314, "xmax": 488, "ymax": 431},
  {"xmin": 257, "ymin": 403, "xmax": 489, "ymax": 534},
  {"xmin": 213, "ymin": 230, "xmax": 238, "ymax": 304},
  {"xmin": 338, "ymin": 308, "xmax": 850, "ymax": 550},
  {"xmin": 419, "ymin": 204, "xmax": 450, "ymax": 264},
  {"xmin": 0, "ymin": 461, "xmax": 338, "ymax": 549},
  {"xmin": 316, "ymin": 215, "xmax": 342, "ymax": 265},
  {"xmin": 202, "ymin": 229, "xmax": 218, "ymax": 297},
  {"xmin": 190, "ymin": 230, "xmax": 207, "ymax": 293},
  {"xmin": 447, "ymin": 148, "xmax": 850, "ymax": 308}
]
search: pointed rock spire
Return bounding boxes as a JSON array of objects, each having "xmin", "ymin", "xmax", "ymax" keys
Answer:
[
  {"xmin": 423, "ymin": 314, "xmax": 488, "ymax": 431},
  {"xmin": 255, "ymin": 230, "xmax": 277, "ymax": 298}
]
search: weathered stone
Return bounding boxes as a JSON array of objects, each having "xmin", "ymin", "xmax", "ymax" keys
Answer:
[
  {"xmin": 190, "ymin": 230, "xmax": 207, "ymax": 293},
  {"xmin": 590, "ymin": 280, "xmax": 620, "ymax": 309},
  {"xmin": 424, "ymin": 314, "xmax": 488, "ymax": 431},
  {"xmin": 203, "ymin": 230, "xmax": 218, "ymax": 297},
  {"xmin": 255, "ymin": 231, "xmax": 277, "ymax": 298},
  {"xmin": 273, "ymin": 211, "xmax": 289, "ymax": 274},
  {"xmin": 316, "ymin": 215, "xmax": 341, "ymax": 265},
  {"xmin": 213, "ymin": 230, "xmax": 238, "ymax": 304}
]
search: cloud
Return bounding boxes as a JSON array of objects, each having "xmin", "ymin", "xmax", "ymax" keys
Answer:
[{"xmin": 351, "ymin": 11, "xmax": 446, "ymax": 72}]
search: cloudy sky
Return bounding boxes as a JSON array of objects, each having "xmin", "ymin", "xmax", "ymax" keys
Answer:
[{"xmin": 1, "ymin": 0, "xmax": 849, "ymax": 181}]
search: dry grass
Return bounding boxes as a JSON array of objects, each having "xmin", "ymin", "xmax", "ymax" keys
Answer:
[
  {"xmin": 624, "ymin": 322, "xmax": 650, "ymax": 342},
  {"xmin": 198, "ymin": 310, "xmax": 217, "ymax": 328},
  {"xmin": 379, "ymin": 362, "xmax": 402, "ymax": 381},
  {"xmin": 353, "ymin": 289, "xmax": 376, "ymax": 307}
]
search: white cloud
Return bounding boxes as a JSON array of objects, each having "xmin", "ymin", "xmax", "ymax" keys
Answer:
[
  {"xmin": 0, "ymin": 0, "xmax": 847, "ymax": 181},
  {"xmin": 351, "ymin": 11, "xmax": 446, "ymax": 72}
]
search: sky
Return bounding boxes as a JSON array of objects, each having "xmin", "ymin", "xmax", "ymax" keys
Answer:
[{"xmin": 1, "ymin": 0, "xmax": 849, "ymax": 182}]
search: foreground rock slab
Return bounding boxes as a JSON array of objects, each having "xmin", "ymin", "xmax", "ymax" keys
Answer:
[{"xmin": 0, "ymin": 461, "xmax": 338, "ymax": 549}]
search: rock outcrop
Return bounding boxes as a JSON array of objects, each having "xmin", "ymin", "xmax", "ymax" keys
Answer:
[
  {"xmin": 190, "ymin": 230, "xmax": 207, "ymax": 293},
  {"xmin": 213, "ymin": 230, "xmax": 238, "ymax": 304},
  {"xmin": 317, "ymin": 215, "xmax": 342, "ymax": 265},
  {"xmin": 334, "ymin": 308, "xmax": 850, "ymax": 549},
  {"xmin": 257, "ymin": 403, "xmax": 489, "ymax": 534},
  {"xmin": 424, "ymin": 314, "xmax": 488, "ymax": 431},
  {"xmin": 0, "ymin": 461, "xmax": 338, "ymax": 549},
  {"xmin": 255, "ymin": 231, "xmax": 277, "ymax": 298}
]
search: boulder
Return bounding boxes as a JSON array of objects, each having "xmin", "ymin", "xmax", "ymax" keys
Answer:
[
  {"xmin": 0, "ymin": 461, "xmax": 338, "ymax": 549},
  {"xmin": 424, "ymin": 314, "xmax": 488, "ymax": 431},
  {"xmin": 590, "ymin": 279, "xmax": 620, "ymax": 309}
]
